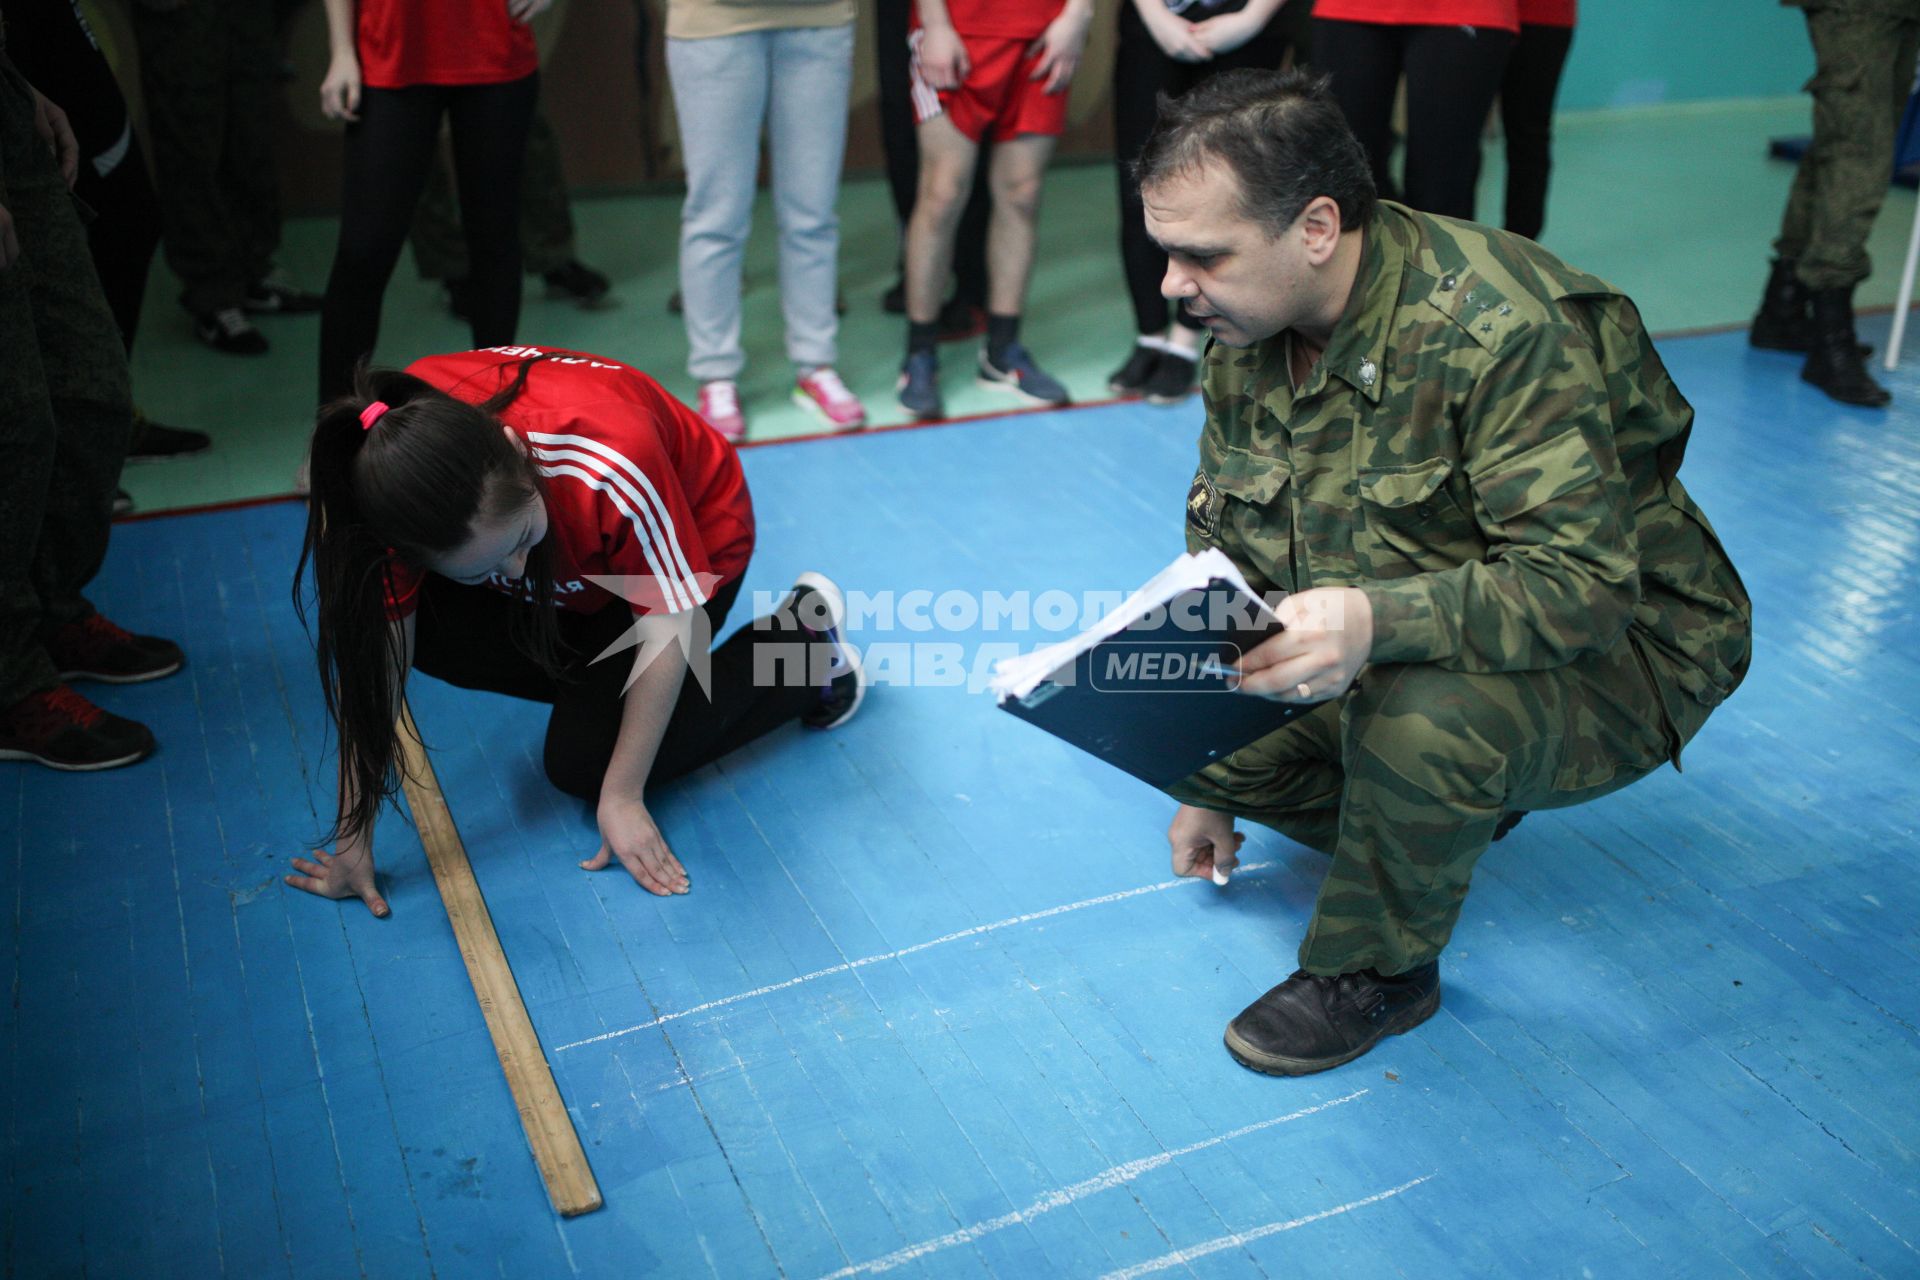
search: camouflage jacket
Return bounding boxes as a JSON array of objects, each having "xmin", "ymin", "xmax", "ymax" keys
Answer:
[{"xmin": 1186, "ymin": 201, "xmax": 1751, "ymax": 724}]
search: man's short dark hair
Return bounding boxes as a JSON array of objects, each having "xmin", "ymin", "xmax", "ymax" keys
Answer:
[{"xmin": 1132, "ymin": 68, "xmax": 1378, "ymax": 237}]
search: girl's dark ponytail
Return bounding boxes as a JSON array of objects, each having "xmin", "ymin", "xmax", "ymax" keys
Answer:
[{"xmin": 294, "ymin": 355, "xmax": 563, "ymax": 849}]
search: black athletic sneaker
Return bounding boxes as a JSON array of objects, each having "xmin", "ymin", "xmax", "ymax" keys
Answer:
[
  {"xmin": 0, "ymin": 684, "xmax": 154, "ymax": 771},
  {"xmin": 543, "ymin": 259, "xmax": 614, "ymax": 307},
  {"xmin": 193, "ymin": 306, "xmax": 269, "ymax": 355},
  {"xmin": 126, "ymin": 410, "xmax": 211, "ymax": 463},
  {"xmin": 789, "ymin": 572, "xmax": 867, "ymax": 730},
  {"xmin": 1223, "ymin": 962, "xmax": 1441, "ymax": 1076},
  {"xmin": 1143, "ymin": 347, "xmax": 1198, "ymax": 405},
  {"xmin": 46, "ymin": 613, "xmax": 184, "ymax": 684},
  {"xmin": 1108, "ymin": 342, "xmax": 1161, "ymax": 396}
]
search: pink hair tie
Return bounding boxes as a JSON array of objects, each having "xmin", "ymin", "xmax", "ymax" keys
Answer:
[{"xmin": 359, "ymin": 400, "xmax": 391, "ymax": 432}]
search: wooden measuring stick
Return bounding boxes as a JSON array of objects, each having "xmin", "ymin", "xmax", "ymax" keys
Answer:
[{"xmin": 395, "ymin": 701, "xmax": 603, "ymax": 1217}]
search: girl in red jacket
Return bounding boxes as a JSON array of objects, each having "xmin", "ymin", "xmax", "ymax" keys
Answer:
[{"xmin": 288, "ymin": 347, "xmax": 865, "ymax": 916}]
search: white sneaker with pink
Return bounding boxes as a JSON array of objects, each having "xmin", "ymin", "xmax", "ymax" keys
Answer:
[{"xmin": 793, "ymin": 367, "xmax": 867, "ymax": 431}]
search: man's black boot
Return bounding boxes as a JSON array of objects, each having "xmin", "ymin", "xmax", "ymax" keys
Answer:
[
  {"xmin": 1224, "ymin": 962, "xmax": 1441, "ymax": 1076},
  {"xmin": 1803, "ymin": 287, "xmax": 1891, "ymax": 408},
  {"xmin": 1750, "ymin": 257, "xmax": 1813, "ymax": 352}
]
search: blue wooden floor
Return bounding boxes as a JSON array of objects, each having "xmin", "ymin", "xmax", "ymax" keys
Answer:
[{"xmin": 7, "ymin": 322, "xmax": 1919, "ymax": 1278}]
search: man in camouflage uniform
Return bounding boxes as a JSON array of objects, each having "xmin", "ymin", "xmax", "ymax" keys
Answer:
[
  {"xmin": 0, "ymin": 37, "xmax": 185, "ymax": 771},
  {"xmin": 1134, "ymin": 69, "xmax": 1751, "ymax": 1076},
  {"xmin": 1750, "ymin": 0, "xmax": 1920, "ymax": 407}
]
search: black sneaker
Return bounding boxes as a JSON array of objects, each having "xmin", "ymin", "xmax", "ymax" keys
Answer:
[
  {"xmin": 1108, "ymin": 342, "xmax": 1161, "ymax": 396},
  {"xmin": 897, "ymin": 348, "xmax": 943, "ymax": 419},
  {"xmin": 1223, "ymin": 962, "xmax": 1441, "ymax": 1076},
  {"xmin": 789, "ymin": 572, "xmax": 867, "ymax": 730},
  {"xmin": 977, "ymin": 342, "xmax": 1070, "ymax": 407},
  {"xmin": 126, "ymin": 410, "xmax": 211, "ymax": 463},
  {"xmin": 112, "ymin": 489, "xmax": 134, "ymax": 517},
  {"xmin": 1143, "ymin": 346, "xmax": 1198, "ymax": 405},
  {"xmin": 47, "ymin": 613, "xmax": 184, "ymax": 684},
  {"xmin": 242, "ymin": 273, "xmax": 323, "ymax": 314},
  {"xmin": 193, "ymin": 306, "xmax": 269, "ymax": 355},
  {"xmin": 0, "ymin": 684, "xmax": 154, "ymax": 771},
  {"xmin": 543, "ymin": 259, "xmax": 614, "ymax": 308}
]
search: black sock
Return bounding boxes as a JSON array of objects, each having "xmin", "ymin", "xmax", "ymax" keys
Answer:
[
  {"xmin": 986, "ymin": 313, "xmax": 1021, "ymax": 364},
  {"xmin": 907, "ymin": 320, "xmax": 939, "ymax": 358}
]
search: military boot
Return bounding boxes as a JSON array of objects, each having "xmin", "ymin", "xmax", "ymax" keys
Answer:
[
  {"xmin": 1750, "ymin": 257, "xmax": 1813, "ymax": 351},
  {"xmin": 1803, "ymin": 287, "xmax": 1891, "ymax": 408}
]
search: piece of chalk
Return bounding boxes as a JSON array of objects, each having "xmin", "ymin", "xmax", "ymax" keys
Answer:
[{"xmin": 1212, "ymin": 867, "xmax": 1230, "ymax": 886}]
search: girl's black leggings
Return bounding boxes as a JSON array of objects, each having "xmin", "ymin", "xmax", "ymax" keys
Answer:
[
  {"xmin": 318, "ymin": 75, "xmax": 539, "ymax": 403},
  {"xmin": 410, "ymin": 573, "xmax": 823, "ymax": 801},
  {"xmin": 1311, "ymin": 19, "xmax": 1515, "ymax": 222}
]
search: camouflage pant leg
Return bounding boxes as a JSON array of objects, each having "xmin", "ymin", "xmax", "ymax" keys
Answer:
[
  {"xmin": 1166, "ymin": 697, "xmax": 1347, "ymax": 857},
  {"xmin": 1170, "ymin": 634, "xmax": 1693, "ymax": 978},
  {"xmin": 1773, "ymin": 8, "xmax": 1920, "ymax": 290},
  {"xmin": 0, "ymin": 61, "xmax": 133, "ymax": 708},
  {"xmin": 131, "ymin": 0, "xmax": 281, "ymax": 314},
  {"xmin": 409, "ymin": 108, "xmax": 576, "ymax": 282}
]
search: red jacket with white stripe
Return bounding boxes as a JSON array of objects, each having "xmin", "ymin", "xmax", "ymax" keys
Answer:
[{"xmin": 385, "ymin": 347, "xmax": 754, "ymax": 619}]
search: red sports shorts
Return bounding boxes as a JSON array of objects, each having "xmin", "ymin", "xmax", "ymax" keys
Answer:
[{"xmin": 908, "ymin": 29, "xmax": 1070, "ymax": 143}]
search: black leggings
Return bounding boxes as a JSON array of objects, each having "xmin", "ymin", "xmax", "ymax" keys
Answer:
[
  {"xmin": 318, "ymin": 75, "xmax": 538, "ymax": 402},
  {"xmin": 1114, "ymin": 1, "xmax": 1305, "ymax": 337},
  {"xmin": 410, "ymin": 574, "xmax": 823, "ymax": 800},
  {"xmin": 1310, "ymin": 19, "xmax": 1515, "ymax": 221},
  {"xmin": 1499, "ymin": 22, "xmax": 1574, "ymax": 242}
]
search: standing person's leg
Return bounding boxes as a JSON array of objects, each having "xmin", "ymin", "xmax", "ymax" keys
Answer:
[
  {"xmin": 0, "ymin": 63, "xmax": 167, "ymax": 769},
  {"xmin": 407, "ymin": 138, "xmax": 470, "ymax": 291},
  {"xmin": 768, "ymin": 22, "xmax": 866, "ymax": 429},
  {"xmin": 78, "ymin": 135, "xmax": 162, "ymax": 355},
  {"xmin": 899, "ymin": 111, "xmax": 982, "ymax": 415},
  {"xmin": 975, "ymin": 128, "xmax": 1072, "ymax": 406},
  {"xmin": 129, "ymin": 0, "xmax": 259, "ymax": 342},
  {"xmin": 666, "ymin": 32, "xmax": 772, "ymax": 389},
  {"xmin": 1794, "ymin": 9, "xmax": 1917, "ymax": 406},
  {"xmin": 1498, "ymin": 22, "xmax": 1574, "ymax": 241},
  {"xmin": 445, "ymin": 74, "xmax": 539, "ymax": 351},
  {"xmin": 1113, "ymin": 1, "xmax": 1174, "ymax": 351},
  {"xmin": 317, "ymin": 86, "xmax": 449, "ymax": 402},
  {"xmin": 518, "ymin": 112, "xmax": 580, "ymax": 279},
  {"xmin": 220, "ymin": 0, "xmax": 287, "ymax": 297},
  {"xmin": 766, "ymin": 23, "xmax": 855, "ymax": 376},
  {"xmin": 876, "ymin": 0, "xmax": 921, "ymax": 244},
  {"xmin": 1310, "ymin": 18, "xmax": 1403, "ymax": 203},
  {"xmin": 1399, "ymin": 23, "xmax": 1513, "ymax": 220},
  {"xmin": 982, "ymin": 133, "xmax": 1055, "ymax": 321}
]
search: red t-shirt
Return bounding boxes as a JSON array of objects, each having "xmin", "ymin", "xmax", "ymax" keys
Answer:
[
  {"xmin": 1312, "ymin": 0, "xmax": 1520, "ymax": 34},
  {"xmin": 384, "ymin": 347, "xmax": 755, "ymax": 621},
  {"xmin": 1517, "ymin": 0, "xmax": 1575, "ymax": 27},
  {"xmin": 932, "ymin": 0, "xmax": 1065, "ymax": 40},
  {"xmin": 355, "ymin": 0, "xmax": 539, "ymax": 89}
]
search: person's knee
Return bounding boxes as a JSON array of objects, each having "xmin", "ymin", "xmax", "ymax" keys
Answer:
[
  {"xmin": 1348, "ymin": 664, "xmax": 1528, "ymax": 803},
  {"xmin": 990, "ymin": 170, "xmax": 1044, "ymax": 223},
  {"xmin": 912, "ymin": 169, "xmax": 972, "ymax": 230}
]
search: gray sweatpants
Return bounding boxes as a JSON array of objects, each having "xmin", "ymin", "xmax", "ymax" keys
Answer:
[{"xmin": 666, "ymin": 22, "xmax": 854, "ymax": 383}]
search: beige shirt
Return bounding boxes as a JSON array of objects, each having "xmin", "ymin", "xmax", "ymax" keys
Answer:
[{"xmin": 666, "ymin": 0, "xmax": 857, "ymax": 40}]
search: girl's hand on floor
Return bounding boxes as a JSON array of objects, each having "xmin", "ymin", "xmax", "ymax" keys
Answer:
[{"xmin": 584, "ymin": 796, "xmax": 689, "ymax": 896}]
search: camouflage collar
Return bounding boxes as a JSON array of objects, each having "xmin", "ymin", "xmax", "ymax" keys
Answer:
[{"xmin": 1305, "ymin": 207, "xmax": 1410, "ymax": 406}]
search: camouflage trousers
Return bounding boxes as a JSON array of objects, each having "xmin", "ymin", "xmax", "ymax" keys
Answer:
[
  {"xmin": 0, "ymin": 59, "xmax": 133, "ymax": 709},
  {"xmin": 1166, "ymin": 631, "xmax": 1715, "ymax": 977},
  {"xmin": 1774, "ymin": 5, "xmax": 1920, "ymax": 291},
  {"xmin": 409, "ymin": 108, "xmax": 577, "ymax": 282},
  {"xmin": 130, "ymin": 0, "xmax": 282, "ymax": 316}
]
